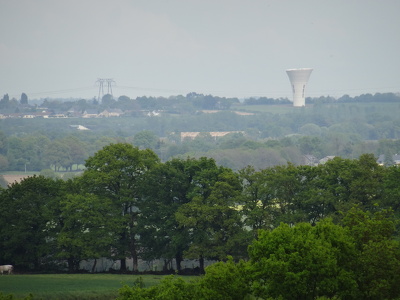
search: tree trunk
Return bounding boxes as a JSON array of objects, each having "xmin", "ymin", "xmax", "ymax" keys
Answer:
[
  {"xmin": 120, "ymin": 258, "xmax": 127, "ymax": 272},
  {"xmin": 91, "ymin": 258, "xmax": 97, "ymax": 273},
  {"xmin": 199, "ymin": 255, "xmax": 205, "ymax": 274},
  {"xmin": 175, "ymin": 252, "xmax": 183, "ymax": 273},
  {"xmin": 163, "ymin": 259, "xmax": 169, "ymax": 272},
  {"xmin": 129, "ymin": 213, "xmax": 139, "ymax": 273},
  {"xmin": 67, "ymin": 257, "xmax": 79, "ymax": 273},
  {"xmin": 130, "ymin": 240, "xmax": 138, "ymax": 273}
]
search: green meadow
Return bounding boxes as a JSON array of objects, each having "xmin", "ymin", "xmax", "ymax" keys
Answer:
[
  {"xmin": 0, "ymin": 274, "xmax": 189, "ymax": 300},
  {"xmin": 232, "ymin": 103, "xmax": 298, "ymax": 114}
]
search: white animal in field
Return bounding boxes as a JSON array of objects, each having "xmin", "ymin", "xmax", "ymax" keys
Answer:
[{"xmin": 0, "ymin": 265, "xmax": 13, "ymax": 275}]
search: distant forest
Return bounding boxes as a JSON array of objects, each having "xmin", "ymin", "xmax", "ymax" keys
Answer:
[
  {"xmin": 2, "ymin": 92, "xmax": 400, "ymax": 298},
  {"xmin": 0, "ymin": 91, "xmax": 400, "ymax": 174}
]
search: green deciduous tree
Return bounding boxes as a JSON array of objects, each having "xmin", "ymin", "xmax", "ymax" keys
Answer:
[
  {"xmin": 0, "ymin": 154, "xmax": 9, "ymax": 171},
  {"xmin": 238, "ymin": 166, "xmax": 275, "ymax": 232},
  {"xmin": 295, "ymin": 165, "xmax": 336, "ymax": 225},
  {"xmin": 118, "ymin": 259, "xmax": 250, "ymax": 300},
  {"xmin": 101, "ymin": 94, "xmax": 115, "ymax": 107},
  {"xmin": 56, "ymin": 186, "xmax": 116, "ymax": 272},
  {"xmin": 318, "ymin": 157, "xmax": 357, "ymax": 217},
  {"xmin": 260, "ymin": 163, "xmax": 303, "ymax": 226},
  {"xmin": 318, "ymin": 155, "xmax": 384, "ymax": 219},
  {"xmin": 348, "ymin": 154, "xmax": 384, "ymax": 210},
  {"xmin": 43, "ymin": 140, "xmax": 71, "ymax": 171},
  {"xmin": 82, "ymin": 143, "xmax": 160, "ymax": 272},
  {"xmin": 297, "ymin": 136, "xmax": 324, "ymax": 157},
  {"xmin": 0, "ymin": 176, "xmax": 64, "ymax": 270},
  {"xmin": 382, "ymin": 165, "xmax": 400, "ymax": 211},
  {"xmin": 61, "ymin": 136, "xmax": 87, "ymax": 171},
  {"xmin": 0, "ymin": 131, "xmax": 8, "ymax": 156},
  {"xmin": 245, "ymin": 207, "xmax": 400, "ymax": 300},
  {"xmin": 138, "ymin": 158, "xmax": 192, "ymax": 272},
  {"xmin": 176, "ymin": 158, "xmax": 251, "ymax": 272},
  {"xmin": 118, "ymin": 275, "xmax": 196, "ymax": 300},
  {"xmin": 198, "ymin": 257, "xmax": 251, "ymax": 300},
  {"xmin": 342, "ymin": 207, "xmax": 400, "ymax": 299},
  {"xmin": 7, "ymin": 135, "xmax": 50, "ymax": 171},
  {"xmin": 0, "ymin": 94, "xmax": 9, "ymax": 109},
  {"xmin": 20, "ymin": 93, "xmax": 28, "ymax": 105},
  {"xmin": 132, "ymin": 130, "xmax": 158, "ymax": 150},
  {"xmin": 248, "ymin": 220, "xmax": 357, "ymax": 300}
]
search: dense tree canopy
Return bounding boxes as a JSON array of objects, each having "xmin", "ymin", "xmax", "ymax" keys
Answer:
[
  {"xmin": 119, "ymin": 209, "xmax": 400, "ymax": 299},
  {"xmin": 0, "ymin": 176, "xmax": 65, "ymax": 270},
  {"xmin": 1, "ymin": 145, "xmax": 400, "ymax": 274},
  {"xmin": 55, "ymin": 184, "xmax": 117, "ymax": 272},
  {"xmin": 175, "ymin": 158, "xmax": 251, "ymax": 272},
  {"xmin": 81, "ymin": 143, "xmax": 160, "ymax": 272},
  {"xmin": 1, "ymin": 141, "xmax": 400, "ymax": 299},
  {"xmin": 138, "ymin": 158, "xmax": 193, "ymax": 272},
  {"xmin": 248, "ymin": 219, "xmax": 357, "ymax": 299}
]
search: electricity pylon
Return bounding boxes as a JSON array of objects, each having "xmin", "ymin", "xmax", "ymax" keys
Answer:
[{"xmin": 96, "ymin": 78, "xmax": 115, "ymax": 102}]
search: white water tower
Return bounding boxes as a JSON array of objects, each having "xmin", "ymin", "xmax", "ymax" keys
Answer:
[{"xmin": 286, "ymin": 68, "xmax": 313, "ymax": 107}]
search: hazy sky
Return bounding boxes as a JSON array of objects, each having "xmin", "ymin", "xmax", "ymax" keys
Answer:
[{"xmin": 1, "ymin": 0, "xmax": 399, "ymax": 100}]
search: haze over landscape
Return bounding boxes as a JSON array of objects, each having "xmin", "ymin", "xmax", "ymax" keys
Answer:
[
  {"xmin": 3, "ymin": 3, "xmax": 400, "ymax": 299},
  {"xmin": 1, "ymin": 0, "xmax": 399, "ymax": 100}
]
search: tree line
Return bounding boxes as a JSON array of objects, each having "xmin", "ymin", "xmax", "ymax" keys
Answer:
[
  {"xmin": 2, "ymin": 144, "xmax": 400, "ymax": 298},
  {"xmin": 244, "ymin": 92, "xmax": 400, "ymax": 105},
  {"xmin": 0, "ymin": 92, "xmax": 240, "ymax": 114},
  {"xmin": 1, "ymin": 93, "xmax": 400, "ymax": 173},
  {"xmin": 3, "ymin": 91, "xmax": 399, "ymax": 113},
  {"xmin": 2, "ymin": 122, "xmax": 400, "ymax": 174},
  {"xmin": 1, "ymin": 144, "xmax": 399, "ymax": 273}
]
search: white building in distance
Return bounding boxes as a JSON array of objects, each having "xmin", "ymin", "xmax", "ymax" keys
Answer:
[{"xmin": 286, "ymin": 68, "xmax": 313, "ymax": 107}]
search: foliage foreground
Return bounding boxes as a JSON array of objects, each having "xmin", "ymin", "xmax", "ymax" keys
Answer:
[
  {"xmin": 118, "ymin": 208, "xmax": 400, "ymax": 300},
  {"xmin": 0, "ymin": 274, "xmax": 172, "ymax": 300}
]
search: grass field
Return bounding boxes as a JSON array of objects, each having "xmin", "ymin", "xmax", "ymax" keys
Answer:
[
  {"xmin": 231, "ymin": 103, "xmax": 300, "ymax": 114},
  {"xmin": 231, "ymin": 101, "xmax": 400, "ymax": 115},
  {"xmin": 0, "ymin": 274, "xmax": 185, "ymax": 300}
]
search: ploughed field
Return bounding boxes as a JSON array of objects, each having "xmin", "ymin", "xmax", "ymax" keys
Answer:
[
  {"xmin": 2, "ymin": 174, "xmax": 31, "ymax": 185},
  {"xmin": 0, "ymin": 274, "xmax": 187, "ymax": 299}
]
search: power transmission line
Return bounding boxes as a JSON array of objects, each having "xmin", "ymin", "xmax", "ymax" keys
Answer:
[{"xmin": 26, "ymin": 86, "xmax": 95, "ymax": 97}]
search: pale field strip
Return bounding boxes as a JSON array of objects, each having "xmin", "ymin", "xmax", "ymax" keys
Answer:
[{"xmin": 2, "ymin": 174, "xmax": 31, "ymax": 185}]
